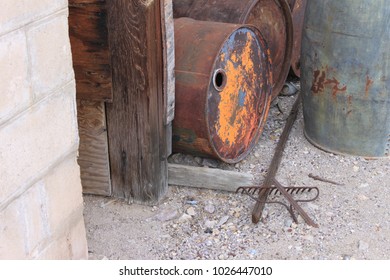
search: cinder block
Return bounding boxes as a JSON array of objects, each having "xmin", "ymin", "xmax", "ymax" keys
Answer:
[
  {"xmin": 44, "ymin": 157, "xmax": 84, "ymax": 233},
  {"xmin": 0, "ymin": 82, "xmax": 79, "ymax": 204},
  {"xmin": 34, "ymin": 235, "xmax": 71, "ymax": 260},
  {"xmin": 28, "ymin": 13, "xmax": 74, "ymax": 100},
  {"xmin": 0, "ymin": 30, "xmax": 31, "ymax": 124},
  {"xmin": 0, "ymin": 0, "xmax": 67, "ymax": 35},
  {"xmin": 22, "ymin": 181, "xmax": 50, "ymax": 254},
  {"xmin": 68, "ymin": 218, "xmax": 88, "ymax": 260},
  {"xmin": 0, "ymin": 200, "xmax": 27, "ymax": 259}
]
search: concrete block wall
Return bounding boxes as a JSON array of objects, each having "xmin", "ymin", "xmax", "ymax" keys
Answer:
[{"xmin": 0, "ymin": 1, "xmax": 88, "ymax": 259}]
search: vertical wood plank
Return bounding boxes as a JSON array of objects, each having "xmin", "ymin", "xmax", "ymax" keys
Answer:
[
  {"xmin": 77, "ymin": 100, "xmax": 112, "ymax": 196},
  {"xmin": 69, "ymin": 0, "xmax": 113, "ymax": 101},
  {"xmin": 162, "ymin": 0, "xmax": 175, "ymax": 125},
  {"xmin": 106, "ymin": 0, "xmax": 168, "ymax": 204},
  {"xmin": 162, "ymin": 0, "xmax": 175, "ymax": 157}
]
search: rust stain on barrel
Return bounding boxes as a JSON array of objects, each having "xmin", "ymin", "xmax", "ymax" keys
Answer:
[
  {"xmin": 183, "ymin": 0, "xmax": 293, "ymax": 99},
  {"xmin": 311, "ymin": 68, "xmax": 347, "ymax": 98},
  {"xmin": 173, "ymin": 18, "xmax": 272, "ymax": 163},
  {"xmin": 365, "ymin": 75, "xmax": 374, "ymax": 97},
  {"xmin": 215, "ymin": 32, "xmax": 261, "ymax": 150}
]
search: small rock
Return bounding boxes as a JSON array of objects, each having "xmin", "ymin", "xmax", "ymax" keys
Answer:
[
  {"xmin": 204, "ymin": 204, "xmax": 216, "ymax": 214},
  {"xmin": 187, "ymin": 207, "xmax": 196, "ymax": 216},
  {"xmin": 254, "ymin": 152, "xmax": 260, "ymax": 158},
  {"xmin": 248, "ymin": 249, "xmax": 258, "ymax": 255},
  {"xmin": 205, "ymin": 220, "xmax": 217, "ymax": 228},
  {"xmin": 204, "ymin": 228, "xmax": 213, "ymax": 234},
  {"xmin": 178, "ymin": 213, "xmax": 192, "ymax": 223},
  {"xmin": 202, "ymin": 158, "xmax": 219, "ymax": 168},
  {"xmin": 249, "ymin": 164, "xmax": 256, "ymax": 169},
  {"xmin": 291, "ymin": 222, "xmax": 298, "ymax": 229},
  {"xmin": 359, "ymin": 183, "xmax": 369, "ymax": 189},
  {"xmin": 358, "ymin": 240, "xmax": 369, "ymax": 251},
  {"xmin": 217, "ymin": 215, "xmax": 230, "ymax": 227},
  {"xmin": 342, "ymin": 254, "xmax": 352, "ymax": 260},
  {"xmin": 284, "ymin": 218, "xmax": 293, "ymax": 227},
  {"xmin": 353, "ymin": 166, "xmax": 360, "ymax": 172},
  {"xmin": 205, "ymin": 240, "xmax": 213, "ymax": 246},
  {"xmin": 186, "ymin": 200, "xmax": 198, "ymax": 205},
  {"xmin": 155, "ymin": 207, "xmax": 179, "ymax": 222},
  {"xmin": 194, "ymin": 157, "xmax": 203, "ymax": 165},
  {"xmin": 357, "ymin": 194, "xmax": 369, "ymax": 201}
]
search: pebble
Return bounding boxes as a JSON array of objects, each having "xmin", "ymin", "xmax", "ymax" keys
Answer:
[
  {"xmin": 217, "ymin": 216, "xmax": 230, "ymax": 227},
  {"xmin": 342, "ymin": 254, "xmax": 352, "ymax": 260},
  {"xmin": 248, "ymin": 249, "xmax": 258, "ymax": 255},
  {"xmin": 284, "ymin": 218, "xmax": 293, "ymax": 228},
  {"xmin": 204, "ymin": 204, "xmax": 216, "ymax": 214},
  {"xmin": 202, "ymin": 158, "xmax": 219, "ymax": 168},
  {"xmin": 194, "ymin": 157, "xmax": 203, "ymax": 165},
  {"xmin": 357, "ymin": 194, "xmax": 369, "ymax": 201},
  {"xmin": 155, "ymin": 207, "xmax": 179, "ymax": 222},
  {"xmin": 353, "ymin": 166, "xmax": 360, "ymax": 172},
  {"xmin": 205, "ymin": 220, "xmax": 217, "ymax": 228},
  {"xmin": 358, "ymin": 240, "xmax": 369, "ymax": 251},
  {"xmin": 186, "ymin": 200, "xmax": 198, "ymax": 205},
  {"xmin": 187, "ymin": 207, "xmax": 196, "ymax": 216},
  {"xmin": 178, "ymin": 213, "xmax": 192, "ymax": 223}
]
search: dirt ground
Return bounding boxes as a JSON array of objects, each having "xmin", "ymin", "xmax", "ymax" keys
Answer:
[{"xmin": 83, "ymin": 90, "xmax": 390, "ymax": 260}]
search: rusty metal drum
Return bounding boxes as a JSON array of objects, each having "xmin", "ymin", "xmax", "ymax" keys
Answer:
[
  {"xmin": 290, "ymin": 0, "xmax": 307, "ymax": 77},
  {"xmin": 172, "ymin": 0, "xmax": 194, "ymax": 18},
  {"xmin": 178, "ymin": 0, "xmax": 292, "ymax": 99},
  {"xmin": 173, "ymin": 18, "xmax": 272, "ymax": 163},
  {"xmin": 301, "ymin": 0, "xmax": 390, "ymax": 157}
]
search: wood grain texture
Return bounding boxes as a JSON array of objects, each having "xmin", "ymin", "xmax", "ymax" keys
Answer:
[
  {"xmin": 69, "ymin": 0, "xmax": 112, "ymax": 101},
  {"xmin": 106, "ymin": 0, "xmax": 168, "ymax": 204},
  {"xmin": 77, "ymin": 100, "xmax": 112, "ymax": 196},
  {"xmin": 162, "ymin": 0, "xmax": 175, "ymax": 124},
  {"xmin": 168, "ymin": 164, "xmax": 255, "ymax": 192}
]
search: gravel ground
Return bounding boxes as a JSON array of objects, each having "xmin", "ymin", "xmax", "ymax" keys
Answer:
[{"xmin": 84, "ymin": 88, "xmax": 390, "ymax": 260}]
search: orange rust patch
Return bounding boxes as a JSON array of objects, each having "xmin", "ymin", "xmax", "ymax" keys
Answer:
[
  {"xmin": 311, "ymin": 68, "xmax": 347, "ymax": 97},
  {"xmin": 214, "ymin": 32, "xmax": 259, "ymax": 150},
  {"xmin": 365, "ymin": 75, "xmax": 374, "ymax": 97}
]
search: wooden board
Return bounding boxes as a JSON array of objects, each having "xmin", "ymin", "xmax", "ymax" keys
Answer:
[
  {"xmin": 69, "ymin": 0, "xmax": 112, "ymax": 101},
  {"xmin": 77, "ymin": 100, "xmax": 112, "ymax": 196},
  {"xmin": 168, "ymin": 164, "xmax": 255, "ymax": 192},
  {"xmin": 162, "ymin": 0, "xmax": 175, "ymax": 125},
  {"xmin": 106, "ymin": 0, "xmax": 168, "ymax": 204},
  {"xmin": 162, "ymin": 0, "xmax": 175, "ymax": 157}
]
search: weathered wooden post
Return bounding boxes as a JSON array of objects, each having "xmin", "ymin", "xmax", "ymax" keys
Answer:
[
  {"xmin": 69, "ymin": 0, "xmax": 173, "ymax": 204},
  {"xmin": 106, "ymin": 0, "xmax": 169, "ymax": 203}
]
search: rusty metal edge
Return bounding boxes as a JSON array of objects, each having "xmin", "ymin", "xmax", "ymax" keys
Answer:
[{"xmin": 205, "ymin": 23, "xmax": 273, "ymax": 163}]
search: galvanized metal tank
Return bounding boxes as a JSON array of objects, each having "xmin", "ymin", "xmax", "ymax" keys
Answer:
[
  {"xmin": 301, "ymin": 0, "xmax": 390, "ymax": 157},
  {"xmin": 173, "ymin": 18, "xmax": 272, "ymax": 163},
  {"xmin": 177, "ymin": 0, "xmax": 293, "ymax": 99}
]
